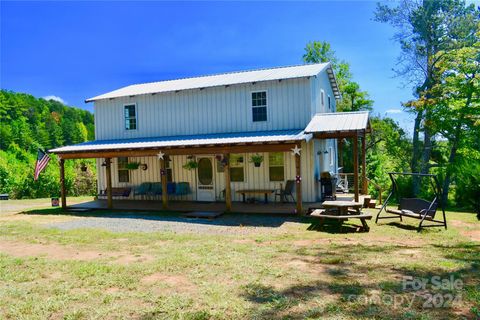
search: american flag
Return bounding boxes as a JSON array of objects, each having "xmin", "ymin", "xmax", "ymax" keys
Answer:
[{"xmin": 34, "ymin": 149, "xmax": 50, "ymax": 181}]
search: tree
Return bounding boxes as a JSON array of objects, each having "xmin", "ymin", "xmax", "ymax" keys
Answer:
[
  {"xmin": 303, "ymin": 40, "xmax": 372, "ymax": 111},
  {"xmin": 426, "ymin": 41, "xmax": 480, "ymax": 205},
  {"xmin": 374, "ymin": 0, "xmax": 479, "ymax": 195}
]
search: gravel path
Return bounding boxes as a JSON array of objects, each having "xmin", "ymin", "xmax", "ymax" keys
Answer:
[{"xmin": 47, "ymin": 212, "xmax": 303, "ymax": 235}]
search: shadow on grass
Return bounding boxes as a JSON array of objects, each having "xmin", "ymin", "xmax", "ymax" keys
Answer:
[
  {"xmin": 239, "ymin": 241, "xmax": 480, "ymax": 319},
  {"xmin": 307, "ymin": 219, "xmax": 366, "ymax": 234},
  {"xmin": 20, "ymin": 207, "xmax": 309, "ymax": 229}
]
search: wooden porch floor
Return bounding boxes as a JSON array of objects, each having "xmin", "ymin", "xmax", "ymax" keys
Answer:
[{"xmin": 69, "ymin": 193, "xmax": 363, "ymax": 215}]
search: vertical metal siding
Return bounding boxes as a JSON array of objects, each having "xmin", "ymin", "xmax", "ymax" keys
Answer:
[
  {"xmin": 96, "ymin": 140, "xmax": 318, "ymax": 202},
  {"xmin": 94, "ymin": 78, "xmax": 311, "ymax": 140}
]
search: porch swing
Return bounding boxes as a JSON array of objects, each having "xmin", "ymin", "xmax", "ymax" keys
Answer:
[{"xmin": 375, "ymin": 172, "xmax": 447, "ymax": 231}]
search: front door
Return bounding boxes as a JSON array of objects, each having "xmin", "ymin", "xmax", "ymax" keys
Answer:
[{"xmin": 196, "ymin": 157, "xmax": 215, "ymax": 201}]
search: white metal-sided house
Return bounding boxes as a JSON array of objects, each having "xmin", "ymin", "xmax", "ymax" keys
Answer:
[{"xmin": 50, "ymin": 63, "xmax": 370, "ymax": 213}]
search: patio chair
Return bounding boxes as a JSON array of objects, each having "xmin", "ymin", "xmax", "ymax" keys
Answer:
[
  {"xmin": 175, "ymin": 182, "xmax": 190, "ymax": 196},
  {"xmin": 148, "ymin": 182, "xmax": 163, "ymax": 197},
  {"xmin": 167, "ymin": 182, "xmax": 176, "ymax": 195},
  {"xmin": 275, "ymin": 180, "xmax": 295, "ymax": 203},
  {"xmin": 134, "ymin": 182, "xmax": 152, "ymax": 199}
]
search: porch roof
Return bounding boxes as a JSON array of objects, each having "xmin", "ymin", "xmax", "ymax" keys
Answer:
[
  {"xmin": 304, "ymin": 111, "xmax": 371, "ymax": 138},
  {"xmin": 49, "ymin": 129, "xmax": 310, "ymax": 156}
]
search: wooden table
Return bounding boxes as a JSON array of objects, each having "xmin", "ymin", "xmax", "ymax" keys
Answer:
[
  {"xmin": 314, "ymin": 201, "xmax": 372, "ymax": 231},
  {"xmin": 236, "ymin": 189, "xmax": 275, "ymax": 203}
]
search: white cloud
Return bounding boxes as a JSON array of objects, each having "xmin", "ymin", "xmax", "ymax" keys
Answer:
[
  {"xmin": 43, "ymin": 95, "xmax": 67, "ymax": 104},
  {"xmin": 385, "ymin": 109, "xmax": 403, "ymax": 114}
]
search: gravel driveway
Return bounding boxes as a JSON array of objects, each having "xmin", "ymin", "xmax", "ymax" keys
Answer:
[{"xmin": 47, "ymin": 212, "xmax": 304, "ymax": 235}]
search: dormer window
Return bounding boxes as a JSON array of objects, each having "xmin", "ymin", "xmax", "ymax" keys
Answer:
[
  {"xmin": 124, "ymin": 104, "xmax": 137, "ymax": 130},
  {"xmin": 252, "ymin": 91, "xmax": 267, "ymax": 122}
]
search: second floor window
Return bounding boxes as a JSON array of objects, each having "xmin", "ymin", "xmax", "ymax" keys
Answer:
[
  {"xmin": 124, "ymin": 104, "xmax": 137, "ymax": 130},
  {"xmin": 328, "ymin": 96, "xmax": 331, "ymax": 110},
  {"xmin": 252, "ymin": 91, "xmax": 267, "ymax": 122}
]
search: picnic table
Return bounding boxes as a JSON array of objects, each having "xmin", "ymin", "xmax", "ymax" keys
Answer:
[
  {"xmin": 313, "ymin": 201, "xmax": 372, "ymax": 232},
  {"xmin": 236, "ymin": 189, "xmax": 275, "ymax": 203}
]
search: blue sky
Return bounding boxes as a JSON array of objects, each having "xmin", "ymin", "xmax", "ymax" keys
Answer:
[{"xmin": 1, "ymin": 1, "xmax": 449, "ymax": 135}]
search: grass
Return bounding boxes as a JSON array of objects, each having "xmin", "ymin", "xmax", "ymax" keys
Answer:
[{"xmin": 0, "ymin": 198, "xmax": 478, "ymax": 319}]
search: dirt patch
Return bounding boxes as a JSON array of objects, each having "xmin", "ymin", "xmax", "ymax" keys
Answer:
[
  {"xmin": 115, "ymin": 253, "xmax": 154, "ymax": 264},
  {"xmin": 450, "ymin": 220, "xmax": 474, "ymax": 228},
  {"xmin": 141, "ymin": 272, "xmax": 197, "ymax": 294},
  {"xmin": 397, "ymin": 248, "xmax": 422, "ymax": 258},
  {"xmin": 462, "ymin": 230, "xmax": 480, "ymax": 242},
  {"xmin": 0, "ymin": 240, "xmax": 153, "ymax": 264}
]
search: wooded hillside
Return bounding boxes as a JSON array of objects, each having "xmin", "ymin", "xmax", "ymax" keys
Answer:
[{"xmin": 0, "ymin": 90, "xmax": 97, "ymax": 198}]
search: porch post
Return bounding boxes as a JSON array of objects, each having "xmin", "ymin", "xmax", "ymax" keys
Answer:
[
  {"xmin": 338, "ymin": 138, "xmax": 344, "ymax": 168},
  {"xmin": 224, "ymin": 154, "xmax": 232, "ymax": 212},
  {"xmin": 361, "ymin": 134, "xmax": 367, "ymax": 194},
  {"xmin": 353, "ymin": 134, "xmax": 359, "ymax": 202},
  {"xmin": 105, "ymin": 158, "xmax": 113, "ymax": 209},
  {"xmin": 295, "ymin": 145, "xmax": 303, "ymax": 214},
  {"xmin": 60, "ymin": 158, "xmax": 66, "ymax": 209},
  {"xmin": 160, "ymin": 158, "xmax": 168, "ymax": 209}
]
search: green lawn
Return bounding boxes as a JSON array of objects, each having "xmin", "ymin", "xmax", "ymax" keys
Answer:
[{"xmin": 0, "ymin": 199, "xmax": 478, "ymax": 319}]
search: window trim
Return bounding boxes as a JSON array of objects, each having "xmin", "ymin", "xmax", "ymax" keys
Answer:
[
  {"xmin": 329, "ymin": 146, "xmax": 334, "ymax": 166},
  {"xmin": 124, "ymin": 103, "xmax": 137, "ymax": 131},
  {"xmin": 251, "ymin": 90, "xmax": 268, "ymax": 123},
  {"xmin": 268, "ymin": 152, "xmax": 285, "ymax": 182}
]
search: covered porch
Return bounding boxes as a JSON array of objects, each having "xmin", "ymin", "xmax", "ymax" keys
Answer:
[
  {"xmin": 51, "ymin": 111, "xmax": 371, "ymax": 215},
  {"xmin": 51, "ymin": 129, "xmax": 311, "ymax": 214}
]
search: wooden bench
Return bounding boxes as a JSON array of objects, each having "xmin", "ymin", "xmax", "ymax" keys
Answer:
[
  {"xmin": 99, "ymin": 187, "xmax": 132, "ymax": 198},
  {"xmin": 236, "ymin": 189, "xmax": 275, "ymax": 203}
]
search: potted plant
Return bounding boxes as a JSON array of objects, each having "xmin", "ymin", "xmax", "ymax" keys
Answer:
[
  {"xmin": 80, "ymin": 162, "xmax": 88, "ymax": 172},
  {"xmin": 250, "ymin": 154, "xmax": 264, "ymax": 167},
  {"xmin": 125, "ymin": 162, "xmax": 141, "ymax": 170},
  {"xmin": 183, "ymin": 160, "xmax": 198, "ymax": 170}
]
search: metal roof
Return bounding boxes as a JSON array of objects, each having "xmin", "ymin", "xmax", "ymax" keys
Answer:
[
  {"xmin": 86, "ymin": 63, "xmax": 340, "ymax": 102},
  {"xmin": 304, "ymin": 111, "xmax": 370, "ymax": 134},
  {"xmin": 49, "ymin": 129, "xmax": 310, "ymax": 154}
]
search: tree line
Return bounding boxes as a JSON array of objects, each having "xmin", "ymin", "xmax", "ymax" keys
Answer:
[
  {"xmin": 303, "ymin": 0, "xmax": 479, "ymax": 212},
  {"xmin": 0, "ymin": 90, "xmax": 97, "ymax": 198}
]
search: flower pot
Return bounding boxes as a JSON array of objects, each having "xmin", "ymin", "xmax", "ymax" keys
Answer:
[{"xmin": 254, "ymin": 162, "xmax": 261, "ymax": 167}]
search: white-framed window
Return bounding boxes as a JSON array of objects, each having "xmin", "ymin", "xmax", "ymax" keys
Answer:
[
  {"xmin": 252, "ymin": 91, "xmax": 267, "ymax": 122},
  {"xmin": 329, "ymin": 146, "xmax": 334, "ymax": 166},
  {"xmin": 118, "ymin": 157, "xmax": 129, "ymax": 182},
  {"xmin": 230, "ymin": 154, "xmax": 245, "ymax": 182},
  {"xmin": 269, "ymin": 152, "xmax": 284, "ymax": 181},
  {"xmin": 321, "ymin": 90, "xmax": 325, "ymax": 108},
  {"xmin": 328, "ymin": 95, "xmax": 331, "ymax": 110},
  {"xmin": 124, "ymin": 104, "xmax": 137, "ymax": 130}
]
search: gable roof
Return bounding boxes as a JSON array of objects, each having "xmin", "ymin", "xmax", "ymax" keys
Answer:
[
  {"xmin": 86, "ymin": 62, "xmax": 340, "ymax": 102},
  {"xmin": 304, "ymin": 111, "xmax": 371, "ymax": 136}
]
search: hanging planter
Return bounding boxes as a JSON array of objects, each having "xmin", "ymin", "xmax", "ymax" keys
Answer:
[
  {"xmin": 80, "ymin": 163, "xmax": 88, "ymax": 172},
  {"xmin": 183, "ymin": 160, "xmax": 199, "ymax": 170},
  {"xmin": 249, "ymin": 154, "xmax": 264, "ymax": 167},
  {"xmin": 125, "ymin": 162, "xmax": 141, "ymax": 170}
]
